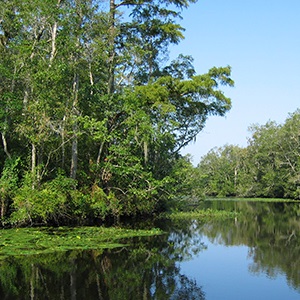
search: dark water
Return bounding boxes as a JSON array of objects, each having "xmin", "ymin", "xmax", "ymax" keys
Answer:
[{"xmin": 0, "ymin": 200, "xmax": 299, "ymax": 299}]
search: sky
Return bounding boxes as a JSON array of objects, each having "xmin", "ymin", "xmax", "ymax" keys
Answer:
[{"xmin": 170, "ymin": 0, "xmax": 300, "ymax": 165}]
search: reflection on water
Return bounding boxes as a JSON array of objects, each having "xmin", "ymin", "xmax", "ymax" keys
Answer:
[
  {"xmin": 199, "ymin": 201, "xmax": 300, "ymax": 291},
  {"xmin": 0, "ymin": 231, "xmax": 206, "ymax": 299},
  {"xmin": 0, "ymin": 201, "xmax": 299, "ymax": 299}
]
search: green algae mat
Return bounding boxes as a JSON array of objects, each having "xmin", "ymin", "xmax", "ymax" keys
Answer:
[{"xmin": 0, "ymin": 226, "xmax": 162, "ymax": 259}]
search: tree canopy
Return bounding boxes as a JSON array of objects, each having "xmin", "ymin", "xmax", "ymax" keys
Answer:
[
  {"xmin": 0, "ymin": 0, "xmax": 233, "ymax": 226},
  {"xmin": 196, "ymin": 109, "xmax": 300, "ymax": 199}
]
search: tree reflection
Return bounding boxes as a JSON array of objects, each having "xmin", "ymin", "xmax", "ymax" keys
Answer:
[
  {"xmin": 199, "ymin": 201, "xmax": 300, "ymax": 291},
  {"xmin": 1, "ymin": 201, "xmax": 298, "ymax": 298},
  {"xmin": 0, "ymin": 221, "xmax": 206, "ymax": 300}
]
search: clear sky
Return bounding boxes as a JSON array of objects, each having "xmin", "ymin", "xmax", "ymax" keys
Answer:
[{"xmin": 170, "ymin": 0, "xmax": 300, "ymax": 165}]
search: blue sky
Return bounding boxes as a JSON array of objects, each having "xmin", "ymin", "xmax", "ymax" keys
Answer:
[{"xmin": 170, "ymin": 0, "xmax": 300, "ymax": 165}]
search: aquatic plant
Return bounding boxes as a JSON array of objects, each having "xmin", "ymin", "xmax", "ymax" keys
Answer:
[{"xmin": 0, "ymin": 226, "xmax": 162, "ymax": 259}]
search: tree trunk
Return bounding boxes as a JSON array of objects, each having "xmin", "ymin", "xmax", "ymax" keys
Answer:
[
  {"xmin": 49, "ymin": 20, "xmax": 58, "ymax": 66},
  {"xmin": 1, "ymin": 132, "xmax": 11, "ymax": 159},
  {"xmin": 70, "ymin": 73, "xmax": 79, "ymax": 179},
  {"xmin": 96, "ymin": 141, "xmax": 105, "ymax": 166},
  {"xmin": 1, "ymin": 200, "xmax": 5, "ymax": 221},
  {"xmin": 70, "ymin": 131, "xmax": 78, "ymax": 180},
  {"xmin": 32, "ymin": 143, "xmax": 36, "ymax": 189},
  {"xmin": 61, "ymin": 116, "xmax": 66, "ymax": 169},
  {"xmin": 108, "ymin": 0, "xmax": 116, "ymax": 95},
  {"xmin": 144, "ymin": 140, "xmax": 148, "ymax": 165}
]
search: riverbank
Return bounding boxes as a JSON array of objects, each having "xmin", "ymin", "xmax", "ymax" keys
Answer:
[
  {"xmin": 1, "ymin": 197, "xmax": 298, "ymax": 258},
  {"xmin": 206, "ymin": 197, "xmax": 300, "ymax": 202}
]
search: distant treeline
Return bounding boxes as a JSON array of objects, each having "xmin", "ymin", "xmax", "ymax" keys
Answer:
[{"xmin": 196, "ymin": 109, "xmax": 300, "ymax": 199}]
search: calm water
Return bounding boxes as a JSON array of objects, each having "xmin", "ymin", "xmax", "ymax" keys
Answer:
[{"xmin": 0, "ymin": 200, "xmax": 299, "ymax": 299}]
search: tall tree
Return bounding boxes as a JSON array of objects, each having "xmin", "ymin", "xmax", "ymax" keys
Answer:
[
  {"xmin": 276, "ymin": 110, "xmax": 300, "ymax": 198},
  {"xmin": 196, "ymin": 145, "xmax": 245, "ymax": 197},
  {"xmin": 196, "ymin": 109, "xmax": 300, "ymax": 200},
  {"xmin": 0, "ymin": 0, "xmax": 236, "ymax": 224}
]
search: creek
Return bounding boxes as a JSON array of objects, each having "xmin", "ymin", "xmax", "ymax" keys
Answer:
[{"xmin": 0, "ymin": 200, "xmax": 299, "ymax": 299}]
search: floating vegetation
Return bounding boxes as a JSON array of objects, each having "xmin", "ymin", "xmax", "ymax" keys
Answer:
[{"xmin": 0, "ymin": 226, "xmax": 162, "ymax": 259}]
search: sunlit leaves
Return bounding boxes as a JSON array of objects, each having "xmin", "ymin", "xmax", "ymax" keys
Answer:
[
  {"xmin": 197, "ymin": 110, "xmax": 300, "ymax": 199},
  {"xmin": 0, "ymin": 0, "xmax": 235, "ymax": 224}
]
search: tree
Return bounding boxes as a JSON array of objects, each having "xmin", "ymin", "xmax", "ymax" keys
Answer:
[
  {"xmin": 196, "ymin": 109, "xmax": 300, "ymax": 200},
  {"xmin": 196, "ymin": 145, "xmax": 245, "ymax": 197},
  {"xmin": 276, "ymin": 110, "xmax": 300, "ymax": 198},
  {"xmin": 0, "ymin": 0, "xmax": 235, "ymax": 225},
  {"xmin": 247, "ymin": 121, "xmax": 284, "ymax": 197}
]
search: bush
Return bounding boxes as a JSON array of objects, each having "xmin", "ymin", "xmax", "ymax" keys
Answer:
[
  {"xmin": 0, "ymin": 157, "xmax": 20, "ymax": 222},
  {"xmin": 10, "ymin": 172, "xmax": 76, "ymax": 226}
]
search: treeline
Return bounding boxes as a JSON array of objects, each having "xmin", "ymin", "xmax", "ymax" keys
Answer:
[
  {"xmin": 0, "ymin": 0, "xmax": 233, "ymax": 226},
  {"xmin": 196, "ymin": 110, "xmax": 300, "ymax": 199}
]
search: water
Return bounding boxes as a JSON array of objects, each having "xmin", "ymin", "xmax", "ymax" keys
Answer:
[
  {"xmin": 181, "ymin": 238, "xmax": 298, "ymax": 300},
  {"xmin": 0, "ymin": 200, "xmax": 299, "ymax": 299}
]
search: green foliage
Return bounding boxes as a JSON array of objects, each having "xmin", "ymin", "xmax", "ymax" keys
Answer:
[
  {"xmin": 196, "ymin": 145, "xmax": 245, "ymax": 197},
  {"xmin": 0, "ymin": 157, "xmax": 20, "ymax": 221},
  {"xmin": 0, "ymin": 0, "xmax": 234, "ymax": 225},
  {"xmin": 0, "ymin": 226, "xmax": 162, "ymax": 258},
  {"xmin": 167, "ymin": 208, "xmax": 239, "ymax": 221},
  {"xmin": 161, "ymin": 155, "xmax": 205, "ymax": 211},
  {"xmin": 89, "ymin": 184, "xmax": 108, "ymax": 218},
  {"xmin": 10, "ymin": 173, "xmax": 77, "ymax": 225},
  {"xmin": 197, "ymin": 109, "xmax": 300, "ymax": 200}
]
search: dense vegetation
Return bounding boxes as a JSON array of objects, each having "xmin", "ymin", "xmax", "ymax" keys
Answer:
[
  {"xmin": 0, "ymin": 0, "xmax": 233, "ymax": 226},
  {"xmin": 196, "ymin": 110, "xmax": 300, "ymax": 199}
]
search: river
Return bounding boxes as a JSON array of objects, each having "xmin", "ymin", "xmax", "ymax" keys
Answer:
[{"xmin": 0, "ymin": 200, "xmax": 299, "ymax": 299}]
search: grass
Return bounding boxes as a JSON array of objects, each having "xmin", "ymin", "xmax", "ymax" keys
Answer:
[
  {"xmin": 0, "ymin": 226, "xmax": 162, "ymax": 259},
  {"xmin": 166, "ymin": 196, "xmax": 300, "ymax": 221},
  {"xmin": 166, "ymin": 208, "xmax": 239, "ymax": 221}
]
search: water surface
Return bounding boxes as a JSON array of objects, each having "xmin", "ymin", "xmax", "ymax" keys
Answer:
[{"xmin": 0, "ymin": 200, "xmax": 299, "ymax": 299}]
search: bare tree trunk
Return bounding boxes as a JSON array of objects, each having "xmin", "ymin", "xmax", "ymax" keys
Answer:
[
  {"xmin": 1, "ymin": 132, "xmax": 11, "ymax": 159},
  {"xmin": 144, "ymin": 141, "xmax": 148, "ymax": 165},
  {"xmin": 70, "ymin": 73, "xmax": 79, "ymax": 179},
  {"xmin": 49, "ymin": 0, "xmax": 62, "ymax": 65},
  {"xmin": 89, "ymin": 62, "xmax": 94, "ymax": 95},
  {"xmin": 49, "ymin": 21, "xmax": 58, "ymax": 66},
  {"xmin": 108, "ymin": 0, "xmax": 116, "ymax": 95},
  {"xmin": 234, "ymin": 166, "xmax": 238, "ymax": 189},
  {"xmin": 61, "ymin": 116, "xmax": 66, "ymax": 169},
  {"xmin": 32, "ymin": 143, "xmax": 36, "ymax": 189},
  {"xmin": 96, "ymin": 141, "xmax": 105, "ymax": 166},
  {"xmin": 70, "ymin": 130, "xmax": 78, "ymax": 180},
  {"xmin": 1, "ymin": 200, "xmax": 6, "ymax": 220},
  {"xmin": 0, "ymin": 64, "xmax": 16, "ymax": 159},
  {"xmin": 69, "ymin": 1, "xmax": 84, "ymax": 180}
]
